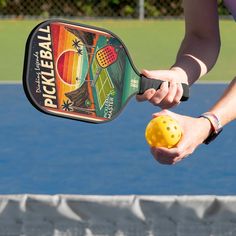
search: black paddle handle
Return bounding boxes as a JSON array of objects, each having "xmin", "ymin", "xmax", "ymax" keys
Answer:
[{"xmin": 138, "ymin": 75, "xmax": 189, "ymax": 101}]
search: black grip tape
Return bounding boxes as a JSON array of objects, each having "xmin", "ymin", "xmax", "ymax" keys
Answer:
[{"xmin": 138, "ymin": 75, "xmax": 189, "ymax": 101}]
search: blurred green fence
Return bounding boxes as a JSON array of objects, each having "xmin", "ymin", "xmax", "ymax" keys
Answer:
[{"xmin": 0, "ymin": 0, "xmax": 229, "ymax": 18}]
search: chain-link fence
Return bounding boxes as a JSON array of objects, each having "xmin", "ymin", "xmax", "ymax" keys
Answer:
[{"xmin": 0, "ymin": 0, "xmax": 229, "ymax": 19}]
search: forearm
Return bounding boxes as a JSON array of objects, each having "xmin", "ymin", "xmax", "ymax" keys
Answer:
[
  {"xmin": 209, "ymin": 77, "xmax": 236, "ymax": 126},
  {"xmin": 171, "ymin": 0, "xmax": 221, "ymax": 85},
  {"xmin": 172, "ymin": 35, "xmax": 220, "ymax": 85}
]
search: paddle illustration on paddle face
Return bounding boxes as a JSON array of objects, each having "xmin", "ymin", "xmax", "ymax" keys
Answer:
[{"xmin": 23, "ymin": 20, "xmax": 189, "ymax": 123}]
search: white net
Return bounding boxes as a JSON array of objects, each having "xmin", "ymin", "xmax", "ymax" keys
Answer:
[{"xmin": 0, "ymin": 195, "xmax": 236, "ymax": 236}]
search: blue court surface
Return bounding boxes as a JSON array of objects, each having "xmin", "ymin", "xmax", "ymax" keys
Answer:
[{"xmin": 0, "ymin": 83, "xmax": 235, "ymax": 195}]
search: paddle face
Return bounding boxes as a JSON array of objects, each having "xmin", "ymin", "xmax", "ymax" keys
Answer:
[{"xmin": 23, "ymin": 20, "xmax": 140, "ymax": 123}]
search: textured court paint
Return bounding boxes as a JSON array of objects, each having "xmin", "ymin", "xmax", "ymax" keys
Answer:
[{"xmin": 1, "ymin": 84, "xmax": 236, "ymax": 195}]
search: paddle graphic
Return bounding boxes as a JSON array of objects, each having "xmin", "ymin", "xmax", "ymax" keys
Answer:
[{"xmin": 23, "ymin": 19, "xmax": 189, "ymax": 123}]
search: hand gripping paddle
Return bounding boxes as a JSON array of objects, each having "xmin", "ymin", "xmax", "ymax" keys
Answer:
[{"xmin": 23, "ymin": 19, "xmax": 189, "ymax": 123}]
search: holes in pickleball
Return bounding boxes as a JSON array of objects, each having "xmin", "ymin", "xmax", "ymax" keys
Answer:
[{"xmin": 171, "ymin": 135, "xmax": 175, "ymax": 138}]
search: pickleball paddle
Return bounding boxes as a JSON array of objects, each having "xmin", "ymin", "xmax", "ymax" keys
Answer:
[{"xmin": 23, "ymin": 19, "xmax": 189, "ymax": 123}]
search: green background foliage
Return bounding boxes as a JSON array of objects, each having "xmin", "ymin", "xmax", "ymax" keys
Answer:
[{"xmin": 0, "ymin": 0, "xmax": 229, "ymax": 18}]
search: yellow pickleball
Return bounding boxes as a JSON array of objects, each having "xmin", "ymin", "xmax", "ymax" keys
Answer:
[{"xmin": 145, "ymin": 115, "xmax": 182, "ymax": 148}]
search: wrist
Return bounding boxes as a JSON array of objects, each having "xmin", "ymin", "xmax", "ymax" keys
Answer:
[
  {"xmin": 170, "ymin": 66, "xmax": 189, "ymax": 84},
  {"xmin": 198, "ymin": 117, "xmax": 214, "ymax": 141},
  {"xmin": 188, "ymin": 117, "xmax": 214, "ymax": 145},
  {"xmin": 199, "ymin": 112, "xmax": 223, "ymax": 144},
  {"xmin": 171, "ymin": 54, "xmax": 208, "ymax": 85}
]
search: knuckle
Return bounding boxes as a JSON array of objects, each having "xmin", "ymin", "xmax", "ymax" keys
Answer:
[
  {"xmin": 178, "ymin": 83, "xmax": 184, "ymax": 92},
  {"xmin": 165, "ymin": 96, "xmax": 174, "ymax": 104},
  {"xmin": 160, "ymin": 86, "xmax": 169, "ymax": 94},
  {"xmin": 145, "ymin": 90, "xmax": 155, "ymax": 100},
  {"xmin": 149, "ymin": 94, "xmax": 164, "ymax": 105},
  {"xmin": 173, "ymin": 97, "xmax": 181, "ymax": 104},
  {"xmin": 149, "ymin": 97, "xmax": 160, "ymax": 105},
  {"xmin": 169, "ymin": 81, "xmax": 176, "ymax": 89},
  {"xmin": 162, "ymin": 95, "xmax": 174, "ymax": 104}
]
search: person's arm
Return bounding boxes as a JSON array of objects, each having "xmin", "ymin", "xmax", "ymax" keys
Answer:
[
  {"xmin": 137, "ymin": 0, "xmax": 221, "ymax": 108},
  {"xmin": 209, "ymin": 77, "xmax": 236, "ymax": 126},
  {"xmin": 172, "ymin": 0, "xmax": 221, "ymax": 85},
  {"xmin": 150, "ymin": 77, "xmax": 236, "ymax": 165}
]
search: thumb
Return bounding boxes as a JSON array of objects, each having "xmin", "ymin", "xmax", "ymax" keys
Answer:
[
  {"xmin": 141, "ymin": 69, "xmax": 170, "ymax": 81},
  {"xmin": 152, "ymin": 109, "xmax": 170, "ymax": 118},
  {"xmin": 141, "ymin": 69, "xmax": 153, "ymax": 78}
]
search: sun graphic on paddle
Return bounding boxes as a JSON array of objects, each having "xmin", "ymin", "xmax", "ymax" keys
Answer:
[{"xmin": 56, "ymin": 49, "xmax": 89, "ymax": 87}]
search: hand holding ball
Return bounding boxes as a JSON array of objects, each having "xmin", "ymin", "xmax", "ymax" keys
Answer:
[{"xmin": 145, "ymin": 115, "xmax": 182, "ymax": 148}]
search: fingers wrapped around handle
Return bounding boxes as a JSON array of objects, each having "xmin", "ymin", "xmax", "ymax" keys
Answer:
[{"xmin": 138, "ymin": 75, "xmax": 189, "ymax": 101}]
